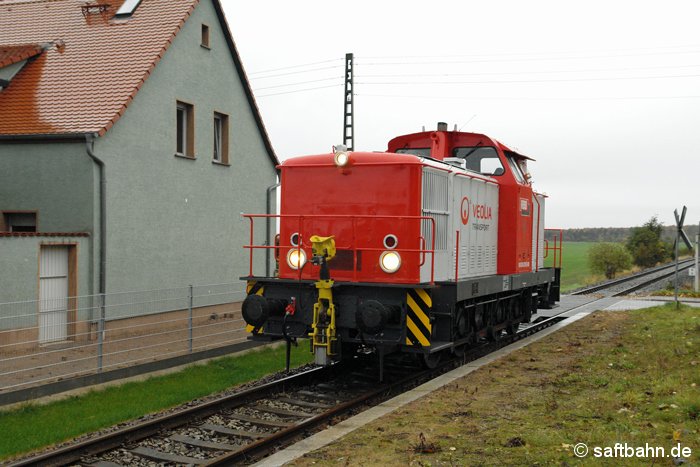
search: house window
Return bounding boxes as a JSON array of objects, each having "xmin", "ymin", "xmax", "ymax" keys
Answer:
[
  {"xmin": 176, "ymin": 101, "xmax": 194, "ymax": 158},
  {"xmin": 3, "ymin": 212, "xmax": 37, "ymax": 232},
  {"xmin": 201, "ymin": 24, "xmax": 210, "ymax": 48},
  {"xmin": 213, "ymin": 112, "xmax": 229, "ymax": 165}
]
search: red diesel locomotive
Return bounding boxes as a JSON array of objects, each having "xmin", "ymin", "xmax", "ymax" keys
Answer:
[{"xmin": 241, "ymin": 123, "xmax": 561, "ymax": 375}]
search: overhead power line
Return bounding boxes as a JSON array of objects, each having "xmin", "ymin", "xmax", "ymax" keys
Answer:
[
  {"xmin": 356, "ymin": 49, "xmax": 700, "ymax": 67},
  {"xmin": 256, "ymin": 83, "xmax": 344, "ymax": 98},
  {"xmin": 360, "ymin": 43, "xmax": 700, "ymax": 61},
  {"xmin": 356, "ymin": 93, "xmax": 700, "ymax": 101},
  {"xmin": 249, "ymin": 64, "xmax": 344, "ymax": 80},
  {"xmin": 248, "ymin": 58, "xmax": 343, "ymax": 76},
  {"xmin": 355, "ymin": 63, "xmax": 700, "ymax": 79},
  {"xmin": 254, "ymin": 76, "xmax": 344, "ymax": 91},
  {"xmin": 356, "ymin": 73, "xmax": 700, "ymax": 86}
]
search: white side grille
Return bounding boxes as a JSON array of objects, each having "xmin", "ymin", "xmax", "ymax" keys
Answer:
[{"xmin": 421, "ymin": 169, "xmax": 449, "ymax": 251}]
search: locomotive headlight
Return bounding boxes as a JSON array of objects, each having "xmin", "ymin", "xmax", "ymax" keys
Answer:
[
  {"xmin": 287, "ymin": 248, "xmax": 307, "ymax": 270},
  {"xmin": 379, "ymin": 251, "xmax": 401, "ymax": 273},
  {"xmin": 334, "ymin": 151, "xmax": 350, "ymax": 167}
]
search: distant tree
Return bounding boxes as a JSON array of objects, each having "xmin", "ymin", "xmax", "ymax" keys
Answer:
[
  {"xmin": 589, "ymin": 243, "xmax": 633, "ymax": 279},
  {"xmin": 626, "ymin": 216, "xmax": 671, "ymax": 268}
]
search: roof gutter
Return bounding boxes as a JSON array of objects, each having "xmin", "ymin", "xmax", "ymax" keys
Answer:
[
  {"xmin": 85, "ymin": 133, "xmax": 106, "ymax": 297},
  {"xmin": 0, "ymin": 133, "xmax": 87, "ymax": 142}
]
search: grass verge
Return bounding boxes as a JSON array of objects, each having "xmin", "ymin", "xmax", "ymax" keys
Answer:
[
  {"xmin": 291, "ymin": 304, "xmax": 700, "ymax": 466},
  {"xmin": 0, "ymin": 342, "xmax": 313, "ymax": 460}
]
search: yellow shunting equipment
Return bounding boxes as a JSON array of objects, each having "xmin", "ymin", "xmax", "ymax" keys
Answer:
[{"xmin": 308, "ymin": 235, "xmax": 338, "ymax": 365}]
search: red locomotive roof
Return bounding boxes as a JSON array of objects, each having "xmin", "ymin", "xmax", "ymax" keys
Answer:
[
  {"xmin": 280, "ymin": 151, "xmax": 425, "ymax": 168},
  {"xmin": 388, "ymin": 130, "xmax": 535, "ymax": 161}
]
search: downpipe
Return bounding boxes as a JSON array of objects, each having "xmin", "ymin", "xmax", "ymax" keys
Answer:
[{"xmin": 85, "ymin": 134, "xmax": 106, "ymax": 347}]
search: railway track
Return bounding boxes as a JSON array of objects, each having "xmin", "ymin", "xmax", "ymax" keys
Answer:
[
  {"xmin": 570, "ymin": 259, "xmax": 694, "ymax": 297},
  {"xmin": 10, "ymin": 314, "xmax": 568, "ymax": 467}
]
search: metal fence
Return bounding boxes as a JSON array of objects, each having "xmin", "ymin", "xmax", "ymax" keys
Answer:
[{"xmin": 0, "ymin": 283, "xmax": 248, "ymax": 395}]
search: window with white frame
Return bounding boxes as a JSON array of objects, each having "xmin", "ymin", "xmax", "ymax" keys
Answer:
[
  {"xmin": 213, "ymin": 112, "xmax": 229, "ymax": 164},
  {"xmin": 176, "ymin": 101, "xmax": 194, "ymax": 158}
]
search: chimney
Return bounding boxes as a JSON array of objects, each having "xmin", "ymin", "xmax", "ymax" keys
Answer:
[{"xmin": 437, "ymin": 122, "xmax": 448, "ymax": 131}]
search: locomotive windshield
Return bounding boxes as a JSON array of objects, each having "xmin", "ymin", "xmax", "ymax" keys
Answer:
[
  {"xmin": 452, "ymin": 147, "xmax": 504, "ymax": 176},
  {"xmin": 395, "ymin": 147, "xmax": 431, "ymax": 157}
]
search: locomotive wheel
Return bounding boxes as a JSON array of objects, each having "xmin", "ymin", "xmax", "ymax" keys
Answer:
[
  {"xmin": 506, "ymin": 320, "xmax": 518, "ymax": 335},
  {"xmin": 421, "ymin": 351, "xmax": 442, "ymax": 369},
  {"xmin": 452, "ymin": 344, "xmax": 467, "ymax": 358},
  {"xmin": 486, "ymin": 326, "xmax": 501, "ymax": 342}
]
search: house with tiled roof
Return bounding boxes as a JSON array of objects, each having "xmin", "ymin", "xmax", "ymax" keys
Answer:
[{"xmin": 0, "ymin": 0, "xmax": 278, "ymax": 344}]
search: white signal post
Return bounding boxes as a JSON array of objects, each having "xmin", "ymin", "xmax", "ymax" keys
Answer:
[
  {"xmin": 695, "ymin": 223, "xmax": 699, "ymax": 292},
  {"xmin": 673, "ymin": 207, "xmax": 693, "ymax": 309}
]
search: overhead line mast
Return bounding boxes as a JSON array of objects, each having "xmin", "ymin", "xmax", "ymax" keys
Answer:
[{"xmin": 343, "ymin": 53, "xmax": 354, "ymax": 151}]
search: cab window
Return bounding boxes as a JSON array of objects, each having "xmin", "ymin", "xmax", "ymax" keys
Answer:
[
  {"xmin": 452, "ymin": 147, "xmax": 504, "ymax": 176},
  {"xmin": 506, "ymin": 155, "xmax": 526, "ymax": 183}
]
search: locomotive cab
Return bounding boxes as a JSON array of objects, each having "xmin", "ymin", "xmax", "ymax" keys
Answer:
[{"xmin": 388, "ymin": 123, "xmax": 547, "ymax": 276}]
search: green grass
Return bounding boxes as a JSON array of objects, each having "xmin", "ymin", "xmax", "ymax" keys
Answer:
[
  {"xmin": 291, "ymin": 304, "xmax": 700, "ymax": 466},
  {"xmin": 544, "ymin": 241, "xmax": 599, "ymax": 292},
  {"xmin": 0, "ymin": 343, "xmax": 314, "ymax": 460}
]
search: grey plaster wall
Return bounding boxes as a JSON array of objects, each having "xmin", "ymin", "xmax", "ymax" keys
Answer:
[
  {"xmin": 0, "ymin": 142, "xmax": 95, "ymax": 234},
  {"xmin": 0, "ymin": 236, "xmax": 91, "ymax": 330},
  {"xmin": 95, "ymin": 0, "xmax": 277, "ymax": 302},
  {"xmin": 0, "ymin": 142, "xmax": 97, "ymax": 302}
]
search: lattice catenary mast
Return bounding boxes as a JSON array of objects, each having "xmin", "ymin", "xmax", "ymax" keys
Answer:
[{"xmin": 343, "ymin": 53, "xmax": 354, "ymax": 151}]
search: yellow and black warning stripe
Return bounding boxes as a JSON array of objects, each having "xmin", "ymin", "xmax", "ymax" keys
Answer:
[
  {"xmin": 245, "ymin": 281, "xmax": 264, "ymax": 333},
  {"xmin": 246, "ymin": 281, "xmax": 264, "ymax": 296},
  {"xmin": 405, "ymin": 288, "xmax": 432, "ymax": 347}
]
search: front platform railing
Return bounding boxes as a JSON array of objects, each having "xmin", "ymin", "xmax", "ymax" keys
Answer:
[{"xmin": 242, "ymin": 214, "xmax": 437, "ymax": 284}]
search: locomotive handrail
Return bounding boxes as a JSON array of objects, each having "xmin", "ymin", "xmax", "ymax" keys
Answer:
[
  {"xmin": 242, "ymin": 213, "xmax": 437, "ymax": 284},
  {"xmin": 418, "ymin": 236, "xmax": 427, "ymax": 266},
  {"xmin": 543, "ymin": 228, "xmax": 564, "ymax": 269},
  {"xmin": 454, "ymin": 230, "xmax": 460, "ymax": 282}
]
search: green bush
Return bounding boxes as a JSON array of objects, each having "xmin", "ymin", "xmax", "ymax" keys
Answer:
[
  {"xmin": 588, "ymin": 242, "xmax": 633, "ymax": 279},
  {"xmin": 626, "ymin": 216, "xmax": 671, "ymax": 267}
]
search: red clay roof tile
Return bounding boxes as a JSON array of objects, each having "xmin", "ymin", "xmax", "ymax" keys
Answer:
[
  {"xmin": 0, "ymin": 0, "xmax": 198, "ymax": 136},
  {"xmin": 0, "ymin": 43, "xmax": 44, "ymax": 68}
]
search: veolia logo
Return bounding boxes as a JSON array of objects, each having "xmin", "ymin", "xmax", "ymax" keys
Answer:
[
  {"xmin": 462, "ymin": 196, "xmax": 493, "ymax": 225},
  {"xmin": 473, "ymin": 204, "xmax": 493, "ymax": 220},
  {"xmin": 461, "ymin": 197, "xmax": 470, "ymax": 225}
]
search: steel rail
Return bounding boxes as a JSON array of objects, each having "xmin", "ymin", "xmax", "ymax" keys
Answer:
[
  {"xmin": 612, "ymin": 261, "xmax": 694, "ymax": 296},
  {"xmin": 7, "ymin": 367, "xmax": 331, "ymax": 467},
  {"xmin": 570, "ymin": 259, "xmax": 693, "ymax": 295}
]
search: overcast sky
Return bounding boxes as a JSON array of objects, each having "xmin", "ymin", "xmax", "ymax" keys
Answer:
[{"xmin": 223, "ymin": 0, "xmax": 699, "ymax": 229}]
